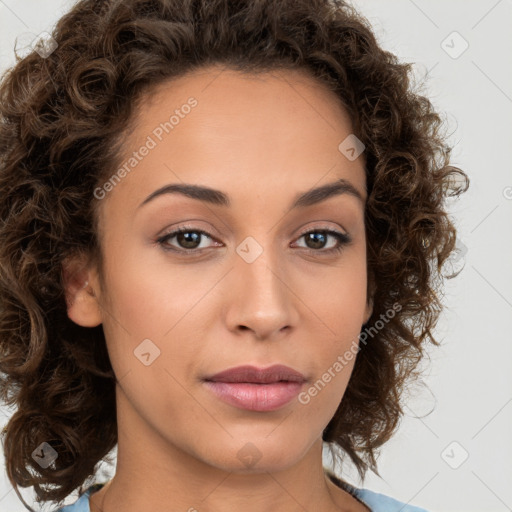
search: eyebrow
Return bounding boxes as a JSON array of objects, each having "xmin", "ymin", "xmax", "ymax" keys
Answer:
[{"xmin": 137, "ymin": 178, "xmax": 365, "ymax": 210}]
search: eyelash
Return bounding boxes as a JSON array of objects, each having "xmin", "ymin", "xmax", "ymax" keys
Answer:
[{"xmin": 155, "ymin": 225, "xmax": 352, "ymax": 256}]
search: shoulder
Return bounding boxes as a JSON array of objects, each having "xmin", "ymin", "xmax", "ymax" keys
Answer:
[
  {"xmin": 326, "ymin": 470, "xmax": 430, "ymax": 512},
  {"xmin": 353, "ymin": 487, "xmax": 430, "ymax": 512},
  {"xmin": 52, "ymin": 483, "xmax": 105, "ymax": 512}
]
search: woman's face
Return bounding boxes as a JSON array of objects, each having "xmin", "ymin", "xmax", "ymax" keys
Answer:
[{"xmin": 69, "ymin": 65, "xmax": 372, "ymax": 474}]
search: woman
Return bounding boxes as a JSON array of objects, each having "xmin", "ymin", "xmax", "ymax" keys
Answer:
[{"xmin": 0, "ymin": 0, "xmax": 469, "ymax": 511}]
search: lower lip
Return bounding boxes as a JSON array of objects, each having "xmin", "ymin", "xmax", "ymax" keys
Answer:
[{"xmin": 203, "ymin": 381, "xmax": 304, "ymax": 412}]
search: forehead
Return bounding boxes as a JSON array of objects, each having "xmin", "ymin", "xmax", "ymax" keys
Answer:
[
  {"xmin": 144, "ymin": 64, "xmax": 343, "ymax": 106},
  {"xmin": 102, "ymin": 64, "xmax": 366, "ymax": 219},
  {"xmin": 130, "ymin": 64, "xmax": 354, "ymax": 143}
]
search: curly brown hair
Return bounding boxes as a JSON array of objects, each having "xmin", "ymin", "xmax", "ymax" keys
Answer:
[{"xmin": 0, "ymin": 0, "xmax": 469, "ymax": 509}]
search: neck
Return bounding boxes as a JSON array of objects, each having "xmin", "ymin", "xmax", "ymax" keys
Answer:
[{"xmin": 91, "ymin": 386, "xmax": 361, "ymax": 512}]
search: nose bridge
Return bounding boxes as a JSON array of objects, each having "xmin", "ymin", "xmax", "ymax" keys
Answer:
[
  {"xmin": 236, "ymin": 232, "xmax": 286, "ymax": 303},
  {"xmin": 226, "ymin": 230, "xmax": 297, "ymax": 337}
]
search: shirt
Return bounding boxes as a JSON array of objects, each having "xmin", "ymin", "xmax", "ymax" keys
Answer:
[{"xmin": 53, "ymin": 475, "xmax": 430, "ymax": 512}]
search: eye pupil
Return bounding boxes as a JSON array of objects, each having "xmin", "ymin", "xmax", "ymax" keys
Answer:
[
  {"xmin": 178, "ymin": 231, "xmax": 201, "ymax": 249},
  {"xmin": 305, "ymin": 232, "xmax": 327, "ymax": 249}
]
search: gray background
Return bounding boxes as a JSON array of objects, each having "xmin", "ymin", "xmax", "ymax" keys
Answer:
[{"xmin": 1, "ymin": 1, "xmax": 511, "ymax": 511}]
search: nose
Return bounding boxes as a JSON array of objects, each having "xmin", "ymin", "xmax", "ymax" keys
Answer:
[{"xmin": 224, "ymin": 243, "xmax": 299, "ymax": 341}]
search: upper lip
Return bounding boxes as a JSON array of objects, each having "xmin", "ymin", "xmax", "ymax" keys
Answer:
[{"xmin": 204, "ymin": 364, "xmax": 307, "ymax": 384}]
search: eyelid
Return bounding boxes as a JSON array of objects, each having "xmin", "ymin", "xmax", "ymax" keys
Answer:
[
  {"xmin": 155, "ymin": 222, "xmax": 351, "ymax": 254},
  {"xmin": 295, "ymin": 223, "xmax": 347, "ymax": 238}
]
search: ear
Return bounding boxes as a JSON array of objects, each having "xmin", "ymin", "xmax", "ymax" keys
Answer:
[
  {"xmin": 363, "ymin": 270, "xmax": 376, "ymax": 325},
  {"xmin": 61, "ymin": 254, "xmax": 103, "ymax": 328},
  {"xmin": 363, "ymin": 295, "xmax": 373, "ymax": 325}
]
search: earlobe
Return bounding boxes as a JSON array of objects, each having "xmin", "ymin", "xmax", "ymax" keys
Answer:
[{"xmin": 62, "ymin": 255, "xmax": 103, "ymax": 328}]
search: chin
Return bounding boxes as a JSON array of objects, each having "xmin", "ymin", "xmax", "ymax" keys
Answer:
[{"xmin": 198, "ymin": 434, "xmax": 310, "ymax": 474}]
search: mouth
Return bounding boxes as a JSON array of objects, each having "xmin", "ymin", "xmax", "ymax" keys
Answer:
[
  {"xmin": 204, "ymin": 364, "xmax": 307, "ymax": 384},
  {"xmin": 203, "ymin": 364, "xmax": 307, "ymax": 412}
]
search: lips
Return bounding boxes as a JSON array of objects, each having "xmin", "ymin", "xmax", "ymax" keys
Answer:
[
  {"xmin": 203, "ymin": 365, "xmax": 307, "ymax": 412},
  {"xmin": 204, "ymin": 364, "xmax": 307, "ymax": 384}
]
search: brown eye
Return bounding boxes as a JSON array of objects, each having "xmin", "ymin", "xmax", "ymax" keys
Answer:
[
  {"xmin": 294, "ymin": 229, "xmax": 352, "ymax": 255},
  {"xmin": 155, "ymin": 226, "xmax": 351, "ymax": 256},
  {"xmin": 157, "ymin": 227, "xmax": 218, "ymax": 252}
]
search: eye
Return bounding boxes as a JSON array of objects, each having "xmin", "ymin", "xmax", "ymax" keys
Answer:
[
  {"xmin": 156, "ymin": 225, "xmax": 219, "ymax": 253},
  {"xmin": 155, "ymin": 225, "xmax": 352, "ymax": 256},
  {"xmin": 293, "ymin": 228, "xmax": 352, "ymax": 255}
]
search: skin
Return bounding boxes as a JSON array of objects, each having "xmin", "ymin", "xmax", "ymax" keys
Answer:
[{"xmin": 64, "ymin": 64, "xmax": 373, "ymax": 512}]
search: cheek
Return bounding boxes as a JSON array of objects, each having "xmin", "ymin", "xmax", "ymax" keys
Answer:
[
  {"xmin": 98, "ymin": 245, "xmax": 214, "ymax": 386},
  {"xmin": 296, "ymin": 354, "xmax": 356, "ymax": 432},
  {"xmin": 296, "ymin": 257, "xmax": 367, "ymax": 408},
  {"xmin": 295, "ymin": 250, "xmax": 368, "ymax": 339},
  {"xmin": 99, "ymin": 235, "xmax": 196, "ymax": 335}
]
